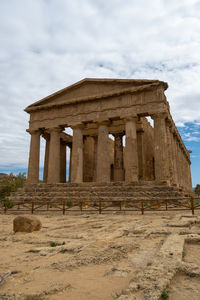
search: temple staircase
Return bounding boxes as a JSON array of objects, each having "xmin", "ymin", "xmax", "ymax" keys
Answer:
[{"xmin": 8, "ymin": 181, "xmax": 190, "ymax": 205}]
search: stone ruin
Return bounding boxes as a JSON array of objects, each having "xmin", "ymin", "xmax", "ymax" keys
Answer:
[{"xmin": 9, "ymin": 78, "xmax": 193, "ymax": 205}]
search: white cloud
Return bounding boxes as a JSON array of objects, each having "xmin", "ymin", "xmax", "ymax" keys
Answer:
[{"xmin": 0, "ymin": 0, "xmax": 200, "ymax": 168}]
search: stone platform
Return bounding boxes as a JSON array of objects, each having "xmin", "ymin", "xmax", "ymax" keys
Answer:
[{"xmin": 8, "ymin": 181, "xmax": 189, "ymax": 205}]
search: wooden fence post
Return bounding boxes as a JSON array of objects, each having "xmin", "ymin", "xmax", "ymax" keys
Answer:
[
  {"xmin": 141, "ymin": 201, "xmax": 144, "ymax": 215},
  {"xmin": 191, "ymin": 197, "xmax": 194, "ymax": 215},
  {"xmin": 63, "ymin": 201, "xmax": 66, "ymax": 215},
  {"xmin": 31, "ymin": 201, "xmax": 34, "ymax": 214},
  {"xmin": 4, "ymin": 202, "xmax": 7, "ymax": 214},
  {"xmin": 99, "ymin": 200, "xmax": 102, "ymax": 214}
]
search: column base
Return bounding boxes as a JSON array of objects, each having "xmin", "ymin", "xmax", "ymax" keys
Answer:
[{"xmin": 113, "ymin": 168, "xmax": 125, "ymax": 181}]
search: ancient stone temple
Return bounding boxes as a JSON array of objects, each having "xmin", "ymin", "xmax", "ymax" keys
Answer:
[{"xmin": 24, "ymin": 78, "xmax": 192, "ymax": 193}]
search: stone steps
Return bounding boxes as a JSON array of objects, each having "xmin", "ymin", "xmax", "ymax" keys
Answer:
[
  {"xmin": 9, "ymin": 194, "xmax": 184, "ymax": 202},
  {"xmin": 11, "ymin": 190, "xmax": 181, "ymax": 196},
  {"xmin": 7, "ymin": 182, "xmax": 188, "ymax": 204}
]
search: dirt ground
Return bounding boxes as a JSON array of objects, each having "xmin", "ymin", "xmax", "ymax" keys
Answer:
[{"xmin": 0, "ymin": 211, "xmax": 200, "ymax": 300}]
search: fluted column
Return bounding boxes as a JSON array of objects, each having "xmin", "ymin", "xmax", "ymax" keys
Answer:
[
  {"xmin": 93, "ymin": 136, "xmax": 98, "ymax": 182},
  {"xmin": 124, "ymin": 117, "xmax": 138, "ymax": 182},
  {"xmin": 187, "ymin": 150, "xmax": 192, "ymax": 190},
  {"xmin": 47, "ymin": 127, "xmax": 61, "ymax": 183},
  {"xmin": 27, "ymin": 129, "xmax": 40, "ymax": 184},
  {"xmin": 171, "ymin": 130, "xmax": 178, "ymax": 186},
  {"xmin": 71, "ymin": 124, "xmax": 83, "ymax": 183},
  {"xmin": 179, "ymin": 145, "xmax": 184, "ymax": 187},
  {"xmin": 96, "ymin": 121, "xmax": 110, "ymax": 182},
  {"xmin": 152, "ymin": 113, "xmax": 170, "ymax": 182},
  {"xmin": 175, "ymin": 138, "xmax": 181, "ymax": 186},
  {"xmin": 68, "ymin": 144, "xmax": 72, "ymax": 182},
  {"xmin": 166, "ymin": 121, "xmax": 173, "ymax": 184},
  {"xmin": 137, "ymin": 120, "xmax": 144, "ymax": 181},
  {"xmin": 43, "ymin": 133, "xmax": 50, "ymax": 183},
  {"xmin": 60, "ymin": 141, "xmax": 66, "ymax": 183},
  {"xmin": 113, "ymin": 132, "xmax": 124, "ymax": 181}
]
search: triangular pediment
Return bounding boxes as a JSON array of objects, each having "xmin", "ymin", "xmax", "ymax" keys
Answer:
[{"xmin": 25, "ymin": 78, "xmax": 167, "ymax": 112}]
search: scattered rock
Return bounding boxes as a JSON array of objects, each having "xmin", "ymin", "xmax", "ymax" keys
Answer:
[{"xmin": 13, "ymin": 215, "xmax": 42, "ymax": 233}]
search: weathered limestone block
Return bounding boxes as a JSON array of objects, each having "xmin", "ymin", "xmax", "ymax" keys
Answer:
[{"xmin": 13, "ymin": 215, "xmax": 42, "ymax": 233}]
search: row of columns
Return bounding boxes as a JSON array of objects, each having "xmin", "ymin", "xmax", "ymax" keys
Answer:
[
  {"xmin": 153, "ymin": 113, "xmax": 192, "ymax": 190},
  {"xmin": 27, "ymin": 129, "xmax": 71, "ymax": 184},
  {"xmin": 27, "ymin": 113, "xmax": 192, "ymax": 190},
  {"xmin": 27, "ymin": 117, "xmax": 139, "ymax": 184},
  {"xmin": 70, "ymin": 119, "xmax": 138, "ymax": 184}
]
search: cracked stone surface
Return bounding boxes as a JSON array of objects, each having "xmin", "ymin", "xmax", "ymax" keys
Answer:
[{"xmin": 0, "ymin": 211, "xmax": 200, "ymax": 299}]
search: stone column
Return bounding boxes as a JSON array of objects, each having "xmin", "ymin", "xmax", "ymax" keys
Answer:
[
  {"xmin": 166, "ymin": 122, "xmax": 173, "ymax": 183},
  {"xmin": 71, "ymin": 124, "xmax": 83, "ymax": 183},
  {"xmin": 124, "ymin": 117, "xmax": 138, "ymax": 182},
  {"xmin": 179, "ymin": 145, "xmax": 184, "ymax": 188},
  {"xmin": 113, "ymin": 132, "xmax": 124, "ymax": 181},
  {"xmin": 60, "ymin": 141, "xmax": 66, "ymax": 183},
  {"xmin": 83, "ymin": 136, "xmax": 95, "ymax": 182},
  {"xmin": 182, "ymin": 151, "xmax": 186, "ymax": 189},
  {"xmin": 187, "ymin": 150, "xmax": 192, "ymax": 190},
  {"xmin": 96, "ymin": 121, "xmax": 110, "ymax": 182},
  {"xmin": 137, "ymin": 121, "xmax": 144, "ymax": 181},
  {"xmin": 152, "ymin": 113, "xmax": 170, "ymax": 182},
  {"xmin": 27, "ymin": 129, "xmax": 40, "ymax": 184},
  {"xmin": 47, "ymin": 128, "xmax": 61, "ymax": 183},
  {"xmin": 68, "ymin": 144, "xmax": 72, "ymax": 182},
  {"xmin": 175, "ymin": 137, "xmax": 181, "ymax": 187},
  {"xmin": 93, "ymin": 136, "xmax": 98, "ymax": 182},
  {"xmin": 170, "ymin": 130, "xmax": 178, "ymax": 186},
  {"xmin": 43, "ymin": 133, "xmax": 50, "ymax": 183}
]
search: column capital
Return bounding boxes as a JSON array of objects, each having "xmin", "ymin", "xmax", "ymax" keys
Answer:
[
  {"xmin": 26, "ymin": 129, "xmax": 41, "ymax": 135},
  {"xmin": 166, "ymin": 118, "xmax": 173, "ymax": 128},
  {"xmin": 42, "ymin": 132, "xmax": 50, "ymax": 141},
  {"xmin": 67, "ymin": 142, "xmax": 72, "ymax": 149},
  {"xmin": 124, "ymin": 115, "xmax": 138, "ymax": 122},
  {"xmin": 96, "ymin": 119, "xmax": 110, "ymax": 127},
  {"xmin": 113, "ymin": 132, "xmax": 125, "ymax": 138},
  {"xmin": 72, "ymin": 123, "xmax": 84, "ymax": 130},
  {"xmin": 151, "ymin": 112, "xmax": 168, "ymax": 120},
  {"xmin": 46, "ymin": 127, "xmax": 63, "ymax": 134}
]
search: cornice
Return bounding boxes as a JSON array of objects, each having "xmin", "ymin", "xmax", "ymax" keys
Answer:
[{"xmin": 24, "ymin": 81, "xmax": 168, "ymax": 113}]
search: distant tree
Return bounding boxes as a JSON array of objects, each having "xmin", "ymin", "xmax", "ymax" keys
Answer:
[
  {"xmin": 0, "ymin": 172, "xmax": 26, "ymax": 202},
  {"xmin": 195, "ymin": 184, "xmax": 200, "ymax": 196}
]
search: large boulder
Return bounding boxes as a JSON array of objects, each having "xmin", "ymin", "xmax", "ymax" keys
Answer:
[{"xmin": 13, "ymin": 215, "xmax": 42, "ymax": 233}]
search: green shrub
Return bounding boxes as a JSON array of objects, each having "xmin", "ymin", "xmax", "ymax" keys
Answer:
[
  {"xmin": 161, "ymin": 289, "xmax": 169, "ymax": 299},
  {"xmin": 0, "ymin": 173, "xmax": 26, "ymax": 202},
  {"xmin": 60, "ymin": 249, "xmax": 68, "ymax": 254},
  {"xmin": 187, "ymin": 273, "xmax": 196, "ymax": 278},
  {"xmin": 66, "ymin": 201, "xmax": 72, "ymax": 208},
  {"xmin": 4, "ymin": 200, "xmax": 14, "ymax": 208},
  {"xmin": 50, "ymin": 241, "xmax": 65, "ymax": 247}
]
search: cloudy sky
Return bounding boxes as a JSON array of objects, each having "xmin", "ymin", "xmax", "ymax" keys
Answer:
[{"xmin": 0, "ymin": 0, "xmax": 199, "ymax": 186}]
